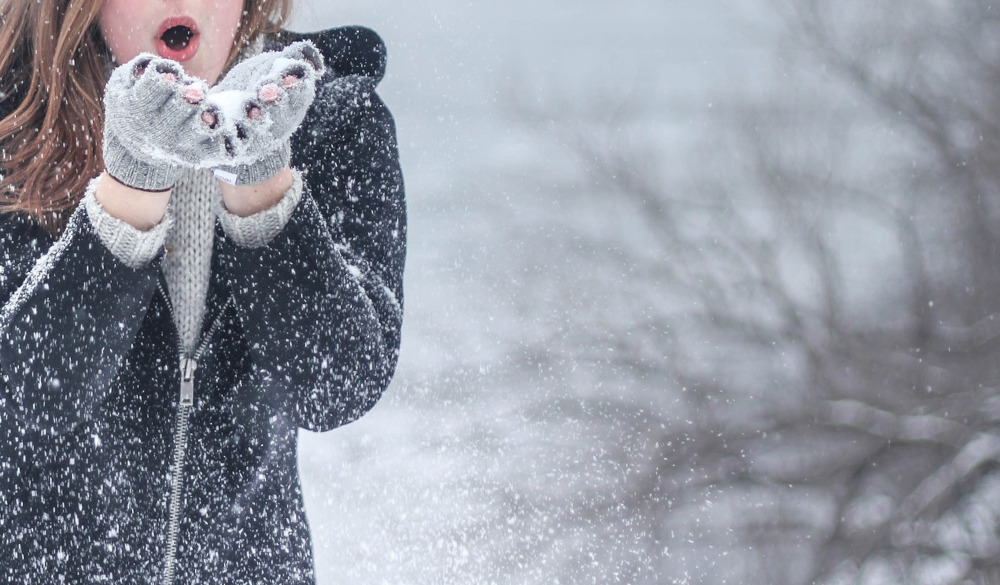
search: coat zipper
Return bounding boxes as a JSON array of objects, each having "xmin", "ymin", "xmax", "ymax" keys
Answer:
[{"xmin": 157, "ymin": 280, "xmax": 233, "ymax": 585}]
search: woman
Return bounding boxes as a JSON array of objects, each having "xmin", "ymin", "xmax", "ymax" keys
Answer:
[{"xmin": 0, "ymin": 0, "xmax": 406, "ymax": 582}]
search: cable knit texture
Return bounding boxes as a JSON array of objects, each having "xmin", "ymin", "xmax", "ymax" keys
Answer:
[
  {"xmin": 82, "ymin": 176, "xmax": 173, "ymax": 269},
  {"xmin": 161, "ymin": 169, "xmax": 219, "ymax": 353},
  {"xmin": 216, "ymin": 168, "xmax": 304, "ymax": 248}
]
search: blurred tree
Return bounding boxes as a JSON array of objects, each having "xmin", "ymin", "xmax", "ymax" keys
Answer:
[{"xmin": 505, "ymin": 0, "xmax": 1000, "ymax": 583}]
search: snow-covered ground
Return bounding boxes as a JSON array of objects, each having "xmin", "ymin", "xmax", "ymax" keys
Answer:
[{"xmin": 289, "ymin": 1, "xmax": 776, "ymax": 582}]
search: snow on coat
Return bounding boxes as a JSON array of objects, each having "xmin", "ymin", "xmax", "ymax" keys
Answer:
[{"xmin": 0, "ymin": 26, "xmax": 406, "ymax": 584}]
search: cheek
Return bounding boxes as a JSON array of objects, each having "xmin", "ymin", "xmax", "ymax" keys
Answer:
[
  {"xmin": 203, "ymin": 1, "xmax": 244, "ymax": 59},
  {"xmin": 98, "ymin": 1, "xmax": 149, "ymax": 64},
  {"xmin": 210, "ymin": 0, "xmax": 244, "ymax": 39}
]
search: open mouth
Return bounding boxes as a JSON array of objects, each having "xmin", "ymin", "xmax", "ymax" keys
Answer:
[
  {"xmin": 161, "ymin": 25, "xmax": 194, "ymax": 51},
  {"xmin": 156, "ymin": 17, "xmax": 199, "ymax": 62}
]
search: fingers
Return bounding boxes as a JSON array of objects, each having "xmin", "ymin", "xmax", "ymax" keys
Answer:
[
  {"xmin": 118, "ymin": 55, "xmax": 209, "ymax": 115},
  {"xmin": 257, "ymin": 41, "xmax": 324, "ymax": 102},
  {"xmin": 126, "ymin": 54, "xmax": 157, "ymax": 79},
  {"xmin": 195, "ymin": 90, "xmax": 265, "ymax": 163},
  {"xmin": 201, "ymin": 109, "xmax": 219, "ymax": 128},
  {"xmin": 183, "ymin": 86, "xmax": 205, "ymax": 104},
  {"xmin": 131, "ymin": 56, "xmax": 183, "ymax": 90},
  {"xmin": 258, "ymin": 83, "xmax": 283, "ymax": 104},
  {"xmin": 208, "ymin": 58, "xmax": 316, "ymax": 150},
  {"xmin": 254, "ymin": 61, "xmax": 316, "ymax": 105},
  {"xmin": 281, "ymin": 41, "xmax": 326, "ymax": 76},
  {"xmin": 104, "ymin": 53, "xmax": 235, "ymax": 168},
  {"xmin": 119, "ymin": 56, "xmax": 224, "ymax": 135},
  {"xmin": 190, "ymin": 41, "xmax": 324, "ymax": 166},
  {"xmin": 252, "ymin": 58, "xmax": 319, "ymax": 135},
  {"xmin": 210, "ymin": 39, "xmax": 324, "ymax": 105}
]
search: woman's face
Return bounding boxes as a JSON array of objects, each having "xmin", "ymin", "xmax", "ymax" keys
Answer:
[{"xmin": 98, "ymin": 0, "xmax": 244, "ymax": 85}]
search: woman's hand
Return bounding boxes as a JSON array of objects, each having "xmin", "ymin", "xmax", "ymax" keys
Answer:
[
  {"xmin": 203, "ymin": 41, "xmax": 326, "ymax": 186},
  {"xmin": 94, "ymin": 172, "xmax": 173, "ymax": 230},
  {"xmin": 218, "ymin": 166, "xmax": 294, "ymax": 217},
  {"xmin": 97, "ymin": 43, "xmax": 325, "ymax": 226},
  {"xmin": 102, "ymin": 54, "xmax": 223, "ymax": 192}
]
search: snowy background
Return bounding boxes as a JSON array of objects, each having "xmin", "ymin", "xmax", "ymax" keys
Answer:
[
  {"xmin": 289, "ymin": 1, "xmax": 775, "ymax": 583},
  {"xmin": 287, "ymin": 1, "xmax": 1000, "ymax": 584}
]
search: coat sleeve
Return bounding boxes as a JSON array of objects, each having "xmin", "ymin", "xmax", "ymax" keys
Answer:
[
  {"xmin": 215, "ymin": 69, "xmax": 406, "ymax": 432},
  {"xmin": 0, "ymin": 206, "xmax": 162, "ymax": 434}
]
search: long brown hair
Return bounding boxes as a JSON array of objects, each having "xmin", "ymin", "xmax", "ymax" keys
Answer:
[{"xmin": 0, "ymin": 0, "xmax": 293, "ymax": 235}]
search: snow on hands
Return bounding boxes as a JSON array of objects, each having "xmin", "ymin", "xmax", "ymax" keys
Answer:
[
  {"xmin": 102, "ymin": 42, "xmax": 324, "ymax": 189},
  {"xmin": 204, "ymin": 42, "xmax": 325, "ymax": 179},
  {"xmin": 102, "ymin": 53, "xmax": 220, "ymax": 190}
]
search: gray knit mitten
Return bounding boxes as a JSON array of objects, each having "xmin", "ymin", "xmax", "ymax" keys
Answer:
[
  {"xmin": 103, "ymin": 54, "xmax": 223, "ymax": 191},
  {"xmin": 204, "ymin": 41, "xmax": 326, "ymax": 185}
]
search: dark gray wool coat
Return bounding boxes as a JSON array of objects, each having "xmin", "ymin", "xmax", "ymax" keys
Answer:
[{"xmin": 0, "ymin": 27, "xmax": 405, "ymax": 584}]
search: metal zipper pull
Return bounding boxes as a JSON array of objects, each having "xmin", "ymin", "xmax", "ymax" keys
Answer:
[{"xmin": 180, "ymin": 356, "xmax": 197, "ymax": 406}]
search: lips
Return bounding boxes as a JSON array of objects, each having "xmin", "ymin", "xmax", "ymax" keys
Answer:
[{"xmin": 155, "ymin": 16, "xmax": 200, "ymax": 62}]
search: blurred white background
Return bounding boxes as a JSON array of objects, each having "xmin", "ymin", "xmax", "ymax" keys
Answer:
[
  {"xmin": 289, "ymin": 2, "xmax": 1000, "ymax": 584},
  {"xmin": 289, "ymin": 2, "xmax": 776, "ymax": 583}
]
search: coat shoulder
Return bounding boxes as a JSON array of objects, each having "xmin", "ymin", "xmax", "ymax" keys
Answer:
[{"xmin": 270, "ymin": 26, "xmax": 387, "ymax": 84}]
